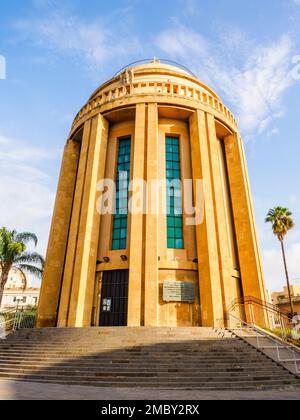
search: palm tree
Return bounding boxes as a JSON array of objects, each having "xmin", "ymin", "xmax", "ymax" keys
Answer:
[
  {"xmin": 265, "ymin": 207, "xmax": 295, "ymax": 315},
  {"xmin": 0, "ymin": 228, "xmax": 45, "ymax": 308}
]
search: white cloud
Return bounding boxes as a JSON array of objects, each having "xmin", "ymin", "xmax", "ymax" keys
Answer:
[
  {"xmin": 0, "ymin": 135, "xmax": 56, "ymax": 163},
  {"xmin": 0, "ymin": 135, "xmax": 58, "ymax": 281},
  {"xmin": 255, "ymin": 195, "xmax": 300, "ymax": 293},
  {"xmin": 157, "ymin": 26, "xmax": 208, "ymax": 62},
  {"xmin": 263, "ymin": 240, "xmax": 300, "ymax": 292},
  {"xmin": 177, "ymin": 0, "xmax": 201, "ymax": 18},
  {"xmin": 16, "ymin": 11, "xmax": 141, "ymax": 72},
  {"xmin": 31, "ymin": 0, "xmax": 59, "ymax": 9},
  {"xmin": 155, "ymin": 27, "xmax": 296, "ymax": 137}
]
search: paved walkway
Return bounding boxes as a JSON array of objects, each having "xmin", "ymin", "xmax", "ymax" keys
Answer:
[{"xmin": 0, "ymin": 380, "xmax": 299, "ymax": 400}]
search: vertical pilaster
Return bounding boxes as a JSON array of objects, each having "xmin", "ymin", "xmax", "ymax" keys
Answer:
[
  {"xmin": 68, "ymin": 114, "xmax": 109, "ymax": 327},
  {"xmin": 128, "ymin": 104, "xmax": 146, "ymax": 326},
  {"xmin": 57, "ymin": 120, "xmax": 92, "ymax": 327},
  {"xmin": 189, "ymin": 110, "xmax": 224, "ymax": 327},
  {"xmin": 206, "ymin": 114, "xmax": 236, "ymax": 316},
  {"xmin": 144, "ymin": 103, "xmax": 159, "ymax": 326},
  {"xmin": 225, "ymin": 133, "xmax": 267, "ymax": 324},
  {"xmin": 36, "ymin": 139, "xmax": 80, "ymax": 328}
]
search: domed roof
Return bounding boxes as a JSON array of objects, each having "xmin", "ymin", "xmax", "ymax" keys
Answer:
[
  {"xmin": 89, "ymin": 59, "xmax": 220, "ymax": 101},
  {"xmin": 72, "ymin": 59, "xmax": 237, "ymax": 136},
  {"xmin": 114, "ymin": 59, "xmax": 196, "ymax": 78}
]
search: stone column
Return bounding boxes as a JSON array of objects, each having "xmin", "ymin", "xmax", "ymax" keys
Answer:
[
  {"xmin": 128, "ymin": 104, "xmax": 146, "ymax": 326},
  {"xmin": 67, "ymin": 114, "xmax": 109, "ymax": 327},
  {"xmin": 36, "ymin": 139, "xmax": 81, "ymax": 328},
  {"xmin": 57, "ymin": 120, "xmax": 92, "ymax": 327},
  {"xmin": 224, "ymin": 133, "xmax": 268, "ymax": 325},
  {"xmin": 189, "ymin": 110, "xmax": 224, "ymax": 327},
  {"xmin": 206, "ymin": 114, "xmax": 237, "ymax": 316},
  {"xmin": 144, "ymin": 103, "xmax": 159, "ymax": 326}
]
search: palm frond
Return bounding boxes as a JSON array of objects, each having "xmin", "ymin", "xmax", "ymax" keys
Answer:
[
  {"xmin": 14, "ymin": 232, "xmax": 38, "ymax": 247},
  {"xmin": 14, "ymin": 264, "xmax": 43, "ymax": 279},
  {"xmin": 265, "ymin": 206, "xmax": 295, "ymax": 241},
  {"xmin": 14, "ymin": 252, "xmax": 45, "ymax": 269}
]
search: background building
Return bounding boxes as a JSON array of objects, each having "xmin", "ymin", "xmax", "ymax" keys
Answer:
[
  {"xmin": 1, "ymin": 269, "xmax": 40, "ymax": 309},
  {"xmin": 37, "ymin": 60, "xmax": 267, "ymax": 329},
  {"xmin": 272, "ymin": 286, "xmax": 300, "ymax": 315}
]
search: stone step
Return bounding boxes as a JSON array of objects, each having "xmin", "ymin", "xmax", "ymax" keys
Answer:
[
  {"xmin": 0, "ymin": 342, "xmax": 253, "ymax": 348},
  {"xmin": 0, "ymin": 366, "xmax": 290, "ymax": 379},
  {"xmin": 10, "ymin": 330, "xmax": 223, "ymax": 340},
  {"xmin": 0, "ymin": 350, "xmax": 270, "ymax": 358},
  {"xmin": 0, "ymin": 363, "xmax": 285, "ymax": 374},
  {"xmin": 1, "ymin": 376, "xmax": 298, "ymax": 391},
  {"xmin": 0, "ymin": 358, "xmax": 278, "ymax": 369},
  {"xmin": 0, "ymin": 373, "xmax": 294, "ymax": 385},
  {"xmin": 7, "ymin": 337, "xmax": 227, "ymax": 343},
  {"xmin": 12, "ymin": 327, "xmax": 217, "ymax": 332},
  {"xmin": 0, "ymin": 343, "xmax": 258, "ymax": 352},
  {"xmin": 0, "ymin": 340, "xmax": 244, "ymax": 351},
  {"xmin": 0, "ymin": 363, "xmax": 280, "ymax": 373},
  {"xmin": 1, "ymin": 327, "xmax": 299, "ymax": 391},
  {"xmin": 1, "ymin": 344, "xmax": 240, "ymax": 350},
  {"xmin": 7, "ymin": 336, "xmax": 229, "ymax": 342},
  {"xmin": 0, "ymin": 346, "xmax": 258, "ymax": 357},
  {"xmin": 0, "ymin": 347, "xmax": 252, "ymax": 354},
  {"xmin": 0, "ymin": 354, "xmax": 270, "ymax": 364},
  {"xmin": 0, "ymin": 368, "xmax": 295, "ymax": 381},
  {"xmin": 2, "ymin": 335, "xmax": 236, "ymax": 339},
  {"xmin": 0, "ymin": 373, "xmax": 298, "ymax": 389},
  {"xmin": 5, "ymin": 338, "xmax": 230, "ymax": 344}
]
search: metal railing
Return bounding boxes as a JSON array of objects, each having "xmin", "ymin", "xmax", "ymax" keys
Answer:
[
  {"xmin": 227, "ymin": 296, "xmax": 293, "ymax": 340},
  {"xmin": 228, "ymin": 296, "xmax": 292, "ymax": 318},
  {"xmin": 12, "ymin": 310, "xmax": 36, "ymax": 330},
  {"xmin": 0, "ymin": 307, "xmax": 36, "ymax": 338},
  {"xmin": 227, "ymin": 311, "xmax": 300, "ymax": 375}
]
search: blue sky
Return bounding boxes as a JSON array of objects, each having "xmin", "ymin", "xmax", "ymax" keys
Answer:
[{"xmin": 0, "ymin": 0, "xmax": 300, "ymax": 291}]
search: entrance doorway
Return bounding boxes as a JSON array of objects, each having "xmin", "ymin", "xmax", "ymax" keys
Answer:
[{"xmin": 99, "ymin": 270, "xmax": 129, "ymax": 327}]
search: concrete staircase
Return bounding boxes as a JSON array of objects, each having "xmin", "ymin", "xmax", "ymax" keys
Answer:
[{"xmin": 0, "ymin": 327, "xmax": 299, "ymax": 390}]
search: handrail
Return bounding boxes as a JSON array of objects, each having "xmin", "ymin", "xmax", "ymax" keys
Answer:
[
  {"xmin": 0, "ymin": 306, "xmax": 18, "ymax": 315},
  {"xmin": 0, "ymin": 307, "xmax": 36, "ymax": 338},
  {"xmin": 228, "ymin": 296, "xmax": 291, "ymax": 319},
  {"xmin": 227, "ymin": 311, "xmax": 300, "ymax": 375}
]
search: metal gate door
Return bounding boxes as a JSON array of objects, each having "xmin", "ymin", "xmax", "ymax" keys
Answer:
[{"xmin": 99, "ymin": 270, "xmax": 129, "ymax": 327}]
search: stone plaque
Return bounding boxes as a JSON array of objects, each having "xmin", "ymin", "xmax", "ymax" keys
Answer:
[{"xmin": 163, "ymin": 281, "xmax": 195, "ymax": 303}]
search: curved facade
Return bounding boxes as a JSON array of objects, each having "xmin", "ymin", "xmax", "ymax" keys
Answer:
[{"xmin": 37, "ymin": 61, "xmax": 267, "ymax": 328}]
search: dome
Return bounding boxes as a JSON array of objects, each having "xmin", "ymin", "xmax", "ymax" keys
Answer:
[{"xmin": 88, "ymin": 59, "xmax": 221, "ymax": 103}]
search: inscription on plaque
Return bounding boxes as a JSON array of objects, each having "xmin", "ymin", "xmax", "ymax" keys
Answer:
[{"xmin": 163, "ymin": 281, "xmax": 195, "ymax": 303}]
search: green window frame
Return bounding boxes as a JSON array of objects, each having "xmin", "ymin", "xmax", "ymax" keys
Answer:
[
  {"xmin": 166, "ymin": 136, "xmax": 184, "ymax": 249},
  {"xmin": 112, "ymin": 137, "xmax": 131, "ymax": 250}
]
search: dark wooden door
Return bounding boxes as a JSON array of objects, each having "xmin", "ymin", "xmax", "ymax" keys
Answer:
[{"xmin": 99, "ymin": 270, "xmax": 129, "ymax": 327}]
